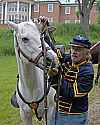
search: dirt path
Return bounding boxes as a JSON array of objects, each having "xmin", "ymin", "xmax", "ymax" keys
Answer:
[{"xmin": 89, "ymin": 86, "xmax": 100, "ymax": 125}]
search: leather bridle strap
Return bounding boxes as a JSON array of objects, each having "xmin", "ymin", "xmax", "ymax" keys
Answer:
[
  {"xmin": 16, "ymin": 74, "xmax": 51, "ymax": 121},
  {"xmin": 16, "ymin": 75, "xmax": 51, "ymax": 105},
  {"xmin": 18, "ymin": 45, "xmax": 43, "ymax": 68}
]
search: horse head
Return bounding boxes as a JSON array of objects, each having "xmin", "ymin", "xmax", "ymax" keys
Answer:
[{"xmin": 8, "ymin": 21, "xmax": 58, "ymax": 69}]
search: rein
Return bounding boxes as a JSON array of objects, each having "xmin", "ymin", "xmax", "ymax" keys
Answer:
[{"xmin": 40, "ymin": 33, "xmax": 48, "ymax": 125}]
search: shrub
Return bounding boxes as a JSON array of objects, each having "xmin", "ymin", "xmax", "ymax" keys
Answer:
[
  {"xmin": 0, "ymin": 29, "xmax": 15, "ymax": 56},
  {"xmin": 54, "ymin": 23, "xmax": 100, "ymax": 45},
  {"xmin": 0, "ymin": 23, "xmax": 99, "ymax": 56}
]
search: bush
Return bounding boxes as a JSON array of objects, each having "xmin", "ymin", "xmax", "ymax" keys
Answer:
[
  {"xmin": 0, "ymin": 23, "xmax": 100, "ymax": 56},
  {"xmin": 0, "ymin": 29, "xmax": 15, "ymax": 56},
  {"xmin": 54, "ymin": 23, "xmax": 100, "ymax": 45}
]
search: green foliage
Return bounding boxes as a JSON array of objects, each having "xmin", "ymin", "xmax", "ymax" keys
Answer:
[
  {"xmin": 89, "ymin": 24, "xmax": 100, "ymax": 42},
  {"xmin": 54, "ymin": 23, "xmax": 100, "ymax": 45},
  {"xmin": 54, "ymin": 23, "xmax": 85, "ymax": 46},
  {"xmin": 97, "ymin": 1, "xmax": 100, "ymax": 11},
  {"xmin": 97, "ymin": 14, "xmax": 100, "ymax": 24},
  {"xmin": 97, "ymin": 1, "xmax": 100, "ymax": 24},
  {"xmin": 0, "ymin": 23, "xmax": 100, "ymax": 56},
  {"xmin": 0, "ymin": 29, "xmax": 15, "ymax": 56}
]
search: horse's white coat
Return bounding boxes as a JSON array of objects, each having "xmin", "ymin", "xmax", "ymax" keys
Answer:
[{"xmin": 8, "ymin": 21, "xmax": 57, "ymax": 125}]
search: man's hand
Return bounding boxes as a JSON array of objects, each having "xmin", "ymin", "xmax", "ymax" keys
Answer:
[
  {"xmin": 38, "ymin": 16, "xmax": 49, "ymax": 26},
  {"xmin": 48, "ymin": 67, "xmax": 58, "ymax": 77}
]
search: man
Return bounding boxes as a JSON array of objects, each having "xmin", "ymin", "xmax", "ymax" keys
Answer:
[{"xmin": 49, "ymin": 35, "xmax": 94, "ymax": 125}]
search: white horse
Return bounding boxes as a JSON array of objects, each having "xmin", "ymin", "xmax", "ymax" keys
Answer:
[{"xmin": 8, "ymin": 21, "xmax": 58, "ymax": 125}]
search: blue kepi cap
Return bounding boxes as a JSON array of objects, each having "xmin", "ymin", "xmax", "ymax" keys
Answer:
[{"xmin": 69, "ymin": 35, "xmax": 91, "ymax": 49}]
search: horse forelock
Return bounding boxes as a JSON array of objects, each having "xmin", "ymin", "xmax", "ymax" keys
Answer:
[
  {"xmin": 18, "ymin": 22, "xmax": 39, "ymax": 35},
  {"xmin": 16, "ymin": 22, "xmax": 41, "ymax": 47}
]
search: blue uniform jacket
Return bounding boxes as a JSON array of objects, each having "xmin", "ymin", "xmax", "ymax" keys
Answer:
[{"xmin": 58, "ymin": 54, "xmax": 94, "ymax": 114}]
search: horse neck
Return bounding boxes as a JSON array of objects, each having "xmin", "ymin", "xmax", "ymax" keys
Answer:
[{"xmin": 16, "ymin": 55, "xmax": 44, "ymax": 101}]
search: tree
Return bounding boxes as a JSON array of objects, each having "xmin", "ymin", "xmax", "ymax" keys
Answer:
[{"xmin": 77, "ymin": 0, "xmax": 96, "ymax": 36}]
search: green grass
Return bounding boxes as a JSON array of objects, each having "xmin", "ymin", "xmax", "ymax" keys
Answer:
[
  {"xmin": 0, "ymin": 56, "xmax": 22, "ymax": 125},
  {"xmin": 0, "ymin": 29, "xmax": 14, "ymax": 56},
  {"xmin": 0, "ymin": 56, "xmax": 44, "ymax": 125},
  {"xmin": 0, "ymin": 56, "xmax": 100, "ymax": 125}
]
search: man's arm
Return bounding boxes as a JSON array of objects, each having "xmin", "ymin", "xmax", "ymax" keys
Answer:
[{"xmin": 69, "ymin": 64, "xmax": 94, "ymax": 97}]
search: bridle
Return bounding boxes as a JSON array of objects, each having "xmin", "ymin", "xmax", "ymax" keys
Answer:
[
  {"xmin": 15, "ymin": 34, "xmax": 44, "ymax": 70},
  {"xmin": 15, "ymin": 25, "xmax": 52, "ymax": 121}
]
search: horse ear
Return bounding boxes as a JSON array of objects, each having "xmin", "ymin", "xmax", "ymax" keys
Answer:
[{"xmin": 7, "ymin": 21, "xmax": 18, "ymax": 30}]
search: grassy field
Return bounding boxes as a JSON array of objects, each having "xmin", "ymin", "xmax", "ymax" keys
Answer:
[
  {"xmin": 0, "ymin": 29, "xmax": 14, "ymax": 56},
  {"xmin": 0, "ymin": 56, "xmax": 21, "ymax": 125},
  {"xmin": 0, "ymin": 56, "xmax": 99, "ymax": 125},
  {"xmin": 0, "ymin": 56, "xmax": 44, "ymax": 125}
]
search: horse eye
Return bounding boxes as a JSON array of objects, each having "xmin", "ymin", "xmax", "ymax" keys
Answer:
[{"xmin": 22, "ymin": 37, "xmax": 29, "ymax": 43}]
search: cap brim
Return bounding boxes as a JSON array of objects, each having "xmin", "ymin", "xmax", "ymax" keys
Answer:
[{"xmin": 69, "ymin": 43, "xmax": 85, "ymax": 48}]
